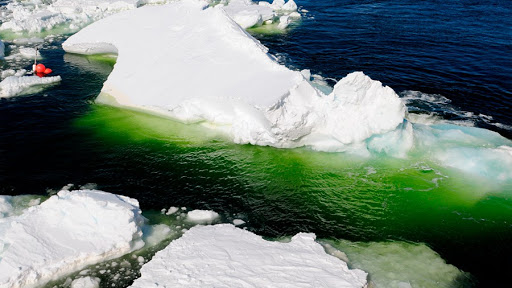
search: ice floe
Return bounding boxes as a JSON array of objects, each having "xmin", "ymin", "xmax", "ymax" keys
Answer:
[
  {"xmin": 0, "ymin": 75, "xmax": 61, "ymax": 98},
  {"xmin": 63, "ymin": 0, "xmax": 405, "ymax": 152},
  {"xmin": 129, "ymin": 224, "xmax": 368, "ymax": 287},
  {"xmin": 0, "ymin": 189, "xmax": 145, "ymax": 288}
]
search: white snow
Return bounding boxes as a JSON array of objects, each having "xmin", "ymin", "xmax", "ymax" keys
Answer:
[
  {"xmin": 130, "ymin": 224, "xmax": 368, "ymax": 288},
  {"xmin": 0, "ymin": 190, "xmax": 145, "ymax": 288},
  {"xmin": 63, "ymin": 0, "xmax": 405, "ymax": 152},
  {"xmin": 186, "ymin": 209, "xmax": 220, "ymax": 224},
  {"xmin": 70, "ymin": 277, "xmax": 101, "ymax": 288},
  {"xmin": 0, "ymin": 75, "xmax": 62, "ymax": 98}
]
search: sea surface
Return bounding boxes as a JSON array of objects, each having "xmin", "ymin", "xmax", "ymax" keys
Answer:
[{"xmin": 1, "ymin": 0, "xmax": 512, "ymax": 287}]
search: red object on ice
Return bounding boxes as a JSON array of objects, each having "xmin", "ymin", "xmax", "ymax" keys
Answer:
[
  {"xmin": 36, "ymin": 72, "xmax": 45, "ymax": 78},
  {"xmin": 44, "ymin": 68, "xmax": 52, "ymax": 75},
  {"xmin": 35, "ymin": 63, "xmax": 46, "ymax": 73}
]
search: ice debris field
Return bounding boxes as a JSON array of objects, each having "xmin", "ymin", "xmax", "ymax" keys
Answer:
[{"xmin": 0, "ymin": 189, "xmax": 368, "ymax": 288}]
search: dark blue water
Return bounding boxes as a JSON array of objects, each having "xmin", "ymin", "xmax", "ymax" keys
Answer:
[
  {"xmin": 256, "ymin": 0, "xmax": 512, "ymax": 138},
  {"xmin": 1, "ymin": 0, "xmax": 512, "ymax": 287}
]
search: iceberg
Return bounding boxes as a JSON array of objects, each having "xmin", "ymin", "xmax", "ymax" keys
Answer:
[
  {"xmin": 129, "ymin": 224, "xmax": 368, "ymax": 288},
  {"xmin": 0, "ymin": 189, "xmax": 145, "ymax": 288},
  {"xmin": 0, "ymin": 75, "xmax": 62, "ymax": 98},
  {"xmin": 63, "ymin": 0, "xmax": 405, "ymax": 152}
]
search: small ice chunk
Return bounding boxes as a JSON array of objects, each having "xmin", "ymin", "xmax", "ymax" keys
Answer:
[
  {"xmin": 186, "ymin": 209, "xmax": 219, "ymax": 224},
  {"xmin": 233, "ymin": 219, "xmax": 246, "ymax": 226},
  {"xmin": 277, "ymin": 15, "xmax": 290, "ymax": 29},
  {"xmin": 71, "ymin": 277, "xmax": 101, "ymax": 288},
  {"xmin": 0, "ymin": 75, "xmax": 62, "ymax": 98},
  {"xmin": 143, "ymin": 224, "xmax": 171, "ymax": 246},
  {"xmin": 1, "ymin": 69, "xmax": 15, "ymax": 79},
  {"xmin": 282, "ymin": 0, "xmax": 298, "ymax": 11},
  {"xmin": 19, "ymin": 47, "xmax": 42, "ymax": 59},
  {"xmin": 165, "ymin": 206, "xmax": 179, "ymax": 215}
]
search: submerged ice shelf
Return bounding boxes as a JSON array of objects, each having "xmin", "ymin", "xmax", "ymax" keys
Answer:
[{"xmin": 62, "ymin": 0, "xmax": 512, "ymax": 181}]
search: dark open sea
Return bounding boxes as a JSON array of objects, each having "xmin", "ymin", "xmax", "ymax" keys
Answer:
[{"xmin": 1, "ymin": 0, "xmax": 511, "ymax": 287}]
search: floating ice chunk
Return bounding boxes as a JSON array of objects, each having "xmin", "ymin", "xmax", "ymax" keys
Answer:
[
  {"xmin": 165, "ymin": 206, "xmax": 179, "ymax": 215},
  {"xmin": 142, "ymin": 224, "xmax": 172, "ymax": 246},
  {"xmin": 0, "ymin": 75, "xmax": 61, "ymax": 98},
  {"xmin": 70, "ymin": 277, "xmax": 101, "ymax": 288},
  {"xmin": 63, "ymin": 2, "xmax": 405, "ymax": 152},
  {"xmin": 130, "ymin": 224, "xmax": 368, "ymax": 288},
  {"xmin": 186, "ymin": 209, "xmax": 220, "ymax": 224},
  {"xmin": 222, "ymin": 0, "xmax": 273, "ymax": 29},
  {"xmin": 233, "ymin": 218, "xmax": 246, "ymax": 225},
  {"xmin": 19, "ymin": 47, "xmax": 41, "ymax": 59},
  {"xmin": 0, "ymin": 190, "xmax": 145, "ymax": 288},
  {"xmin": 277, "ymin": 15, "xmax": 290, "ymax": 29},
  {"xmin": 1, "ymin": 69, "xmax": 16, "ymax": 79},
  {"xmin": 282, "ymin": 0, "xmax": 298, "ymax": 11}
]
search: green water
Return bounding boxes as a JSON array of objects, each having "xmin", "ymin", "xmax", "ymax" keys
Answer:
[{"xmin": 72, "ymin": 102, "xmax": 512, "ymax": 286}]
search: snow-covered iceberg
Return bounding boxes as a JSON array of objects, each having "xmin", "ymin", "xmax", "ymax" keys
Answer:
[
  {"xmin": 130, "ymin": 224, "xmax": 368, "ymax": 287},
  {"xmin": 0, "ymin": 75, "xmax": 62, "ymax": 98},
  {"xmin": 63, "ymin": 0, "xmax": 405, "ymax": 152},
  {"xmin": 0, "ymin": 189, "xmax": 145, "ymax": 288}
]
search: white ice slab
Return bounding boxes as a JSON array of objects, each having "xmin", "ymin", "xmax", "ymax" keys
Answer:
[
  {"xmin": 130, "ymin": 224, "xmax": 368, "ymax": 287},
  {"xmin": 0, "ymin": 190, "xmax": 145, "ymax": 288}
]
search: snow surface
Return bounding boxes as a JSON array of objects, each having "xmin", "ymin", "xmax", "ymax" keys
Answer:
[
  {"xmin": 63, "ymin": 0, "xmax": 405, "ymax": 152},
  {"xmin": 0, "ymin": 75, "xmax": 62, "ymax": 98},
  {"xmin": 0, "ymin": 190, "xmax": 145, "ymax": 288},
  {"xmin": 129, "ymin": 224, "xmax": 368, "ymax": 288}
]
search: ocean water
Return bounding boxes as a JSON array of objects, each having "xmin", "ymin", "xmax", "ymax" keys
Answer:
[{"xmin": 1, "ymin": 0, "xmax": 512, "ymax": 287}]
